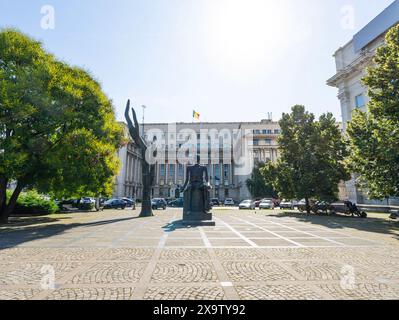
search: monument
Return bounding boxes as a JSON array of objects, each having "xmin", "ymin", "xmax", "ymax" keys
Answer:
[
  {"xmin": 124, "ymin": 100, "xmax": 155, "ymax": 217},
  {"xmin": 180, "ymin": 155, "xmax": 215, "ymax": 226}
]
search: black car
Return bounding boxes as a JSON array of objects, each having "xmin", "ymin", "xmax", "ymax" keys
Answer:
[
  {"xmin": 168, "ymin": 198, "xmax": 184, "ymax": 208},
  {"xmin": 103, "ymin": 199, "xmax": 126, "ymax": 210},
  {"xmin": 151, "ymin": 198, "xmax": 167, "ymax": 210},
  {"xmin": 210, "ymin": 198, "xmax": 220, "ymax": 206},
  {"xmin": 121, "ymin": 197, "xmax": 136, "ymax": 209}
]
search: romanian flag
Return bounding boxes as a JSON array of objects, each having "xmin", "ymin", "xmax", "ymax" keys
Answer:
[{"xmin": 193, "ymin": 110, "xmax": 200, "ymax": 121}]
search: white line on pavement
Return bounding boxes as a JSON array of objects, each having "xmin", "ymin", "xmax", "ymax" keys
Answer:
[
  {"xmin": 232, "ymin": 217, "xmax": 304, "ymax": 247},
  {"xmin": 216, "ymin": 218, "xmax": 259, "ymax": 247}
]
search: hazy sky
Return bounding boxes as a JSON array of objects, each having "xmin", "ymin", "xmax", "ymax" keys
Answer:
[{"xmin": 0, "ymin": 0, "xmax": 394, "ymax": 123}]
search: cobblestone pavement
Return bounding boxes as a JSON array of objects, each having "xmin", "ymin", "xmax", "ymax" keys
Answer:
[{"xmin": 0, "ymin": 209, "xmax": 398, "ymax": 300}]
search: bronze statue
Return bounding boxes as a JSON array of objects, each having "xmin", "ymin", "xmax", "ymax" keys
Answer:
[
  {"xmin": 180, "ymin": 156, "xmax": 214, "ymax": 225},
  {"xmin": 124, "ymin": 100, "xmax": 155, "ymax": 217}
]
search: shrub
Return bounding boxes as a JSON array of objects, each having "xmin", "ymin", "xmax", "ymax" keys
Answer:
[
  {"xmin": 7, "ymin": 190, "xmax": 59, "ymax": 215},
  {"xmin": 77, "ymin": 202, "xmax": 94, "ymax": 211}
]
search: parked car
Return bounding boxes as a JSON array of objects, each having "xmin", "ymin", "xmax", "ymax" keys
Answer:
[
  {"xmin": 259, "ymin": 199, "xmax": 275, "ymax": 210},
  {"xmin": 151, "ymin": 198, "xmax": 167, "ymax": 210},
  {"xmin": 254, "ymin": 199, "xmax": 262, "ymax": 208},
  {"xmin": 211, "ymin": 198, "xmax": 221, "ymax": 206},
  {"xmin": 103, "ymin": 199, "xmax": 126, "ymax": 210},
  {"xmin": 121, "ymin": 197, "xmax": 136, "ymax": 209},
  {"xmin": 168, "ymin": 198, "xmax": 184, "ymax": 208},
  {"xmin": 279, "ymin": 199, "xmax": 295, "ymax": 210},
  {"xmin": 298, "ymin": 199, "xmax": 307, "ymax": 212},
  {"xmin": 224, "ymin": 198, "xmax": 235, "ymax": 206},
  {"xmin": 81, "ymin": 197, "xmax": 95, "ymax": 204},
  {"xmin": 239, "ymin": 200, "xmax": 256, "ymax": 210}
]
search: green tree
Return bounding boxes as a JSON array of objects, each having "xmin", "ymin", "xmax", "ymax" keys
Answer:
[
  {"xmin": 246, "ymin": 162, "xmax": 277, "ymax": 199},
  {"xmin": 0, "ymin": 29, "xmax": 124, "ymax": 223},
  {"xmin": 261, "ymin": 105, "xmax": 349, "ymax": 213},
  {"xmin": 347, "ymin": 24, "xmax": 399, "ymax": 200}
]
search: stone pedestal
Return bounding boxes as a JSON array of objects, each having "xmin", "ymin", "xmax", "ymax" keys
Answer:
[{"xmin": 182, "ymin": 186, "xmax": 215, "ymax": 226}]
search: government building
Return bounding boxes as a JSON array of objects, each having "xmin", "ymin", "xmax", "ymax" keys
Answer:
[
  {"xmin": 113, "ymin": 119, "xmax": 281, "ymax": 203},
  {"xmin": 327, "ymin": 0, "xmax": 399, "ymax": 205}
]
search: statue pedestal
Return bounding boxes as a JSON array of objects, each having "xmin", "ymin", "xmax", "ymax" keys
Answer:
[
  {"xmin": 182, "ymin": 186, "xmax": 215, "ymax": 226},
  {"xmin": 181, "ymin": 219, "xmax": 216, "ymax": 227}
]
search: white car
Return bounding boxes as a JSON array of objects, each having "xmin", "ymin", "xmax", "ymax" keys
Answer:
[
  {"xmin": 279, "ymin": 200, "xmax": 294, "ymax": 210},
  {"xmin": 224, "ymin": 198, "xmax": 235, "ymax": 206},
  {"xmin": 259, "ymin": 199, "xmax": 274, "ymax": 210},
  {"xmin": 239, "ymin": 200, "xmax": 256, "ymax": 210}
]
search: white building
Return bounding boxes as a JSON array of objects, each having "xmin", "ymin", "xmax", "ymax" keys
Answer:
[
  {"xmin": 327, "ymin": 0, "xmax": 399, "ymax": 205},
  {"xmin": 114, "ymin": 119, "xmax": 280, "ymax": 202},
  {"xmin": 113, "ymin": 123, "xmax": 143, "ymax": 200}
]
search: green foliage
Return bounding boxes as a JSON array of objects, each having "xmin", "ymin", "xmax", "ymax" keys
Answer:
[
  {"xmin": 246, "ymin": 162, "xmax": 277, "ymax": 198},
  {"xmin": 347, "ymin": 24, "xmax": 399, "ymax": 199},
  {"xmin": 261, "ymin": 105, "xmax": 349, "ymax": 206},
  {"xmin": 7, "ymin": 190, "xmax": 58, "ymax": 215},
  {"xmin": 0, "ymin": 29, "xmax": 124, "ymax": 221},
  {"xmin": 77, "ymin": 202, "xmax": 94, "ymax": 211}
]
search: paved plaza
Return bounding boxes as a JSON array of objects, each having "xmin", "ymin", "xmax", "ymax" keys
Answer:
[{"xmin": 0, "ymin": 209, "xmax": 399, "ymax": 300}]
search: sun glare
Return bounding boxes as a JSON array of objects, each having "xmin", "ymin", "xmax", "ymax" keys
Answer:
[{"xmin": 205, "ymin": 0, "xmax": 289, "ymax": 75}]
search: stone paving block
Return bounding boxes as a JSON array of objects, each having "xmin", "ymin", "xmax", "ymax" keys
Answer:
[
  {"xmin": 99, "ymin": 248, "xmax": 155, "ymax": 261},
  {"xmin": 151, "ymin": 262, "xmax": 218, "ymax": 283},
  {"xmin": 214, "ymin": 248, "xmax": 269, "ymax": 260},
  {"xmin": 236, "ymin": 285, "xmax": 324, "ymax": 300},
  {"xmin": 144, "ymin": 286, "xmax": 225, "ymax": 300},
  {"xmin": 165, "ymin": 239, "xmax": 205, "ymax": 247},
  {"xmin": 68, "ymin": 262, "xmax": 148, "ymax": 285},
  {"xmin": 222, "ymin": 261, "xmax": 297, "ymax": 282},
  {"xmin": 0, "ymin": 288, "xmax": 42, "ymax": 300},
  {"xmin": 208, "ymin": 239, "xmax": 252, "ymax": 247},
  {"xmin": 160, "ymin": 249, "xmax": 211, "ymax": 260},
  {"xmin": 252, "ymin": 239, "xmax": 296, "ymax": 247},
  {"xmin": 317, "ymin": 283, "xmax": 399, "ymax": 300},
  {"xmin": 0, "ymin": 262, "xmax": 82, "ymax": 286},
  {"xmin": 45, "ymin": 287, "xmax": 136, "ymax": 300}
]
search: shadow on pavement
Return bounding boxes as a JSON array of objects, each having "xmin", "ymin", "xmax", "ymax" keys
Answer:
[
  {"xmin": 0, "ymin": 215, "xmax": 142, "ymax": 249},
  {"xmin": 263, "ymin": 211, "xmax": 399, "ymax": 240},
  {"xmin": 162, "ymin": 220, "xmax": 199, "ymax": 233}
]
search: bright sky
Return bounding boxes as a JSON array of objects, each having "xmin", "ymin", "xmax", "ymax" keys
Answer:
[{"xmin": 0, "ymin": 0, "xmax": 394, "ymax": 123}]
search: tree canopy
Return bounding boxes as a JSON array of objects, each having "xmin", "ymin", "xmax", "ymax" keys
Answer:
[
  {"xmin": 346, "ymin": 24, "xmax": 399, "ymax": 200},
  {"xmin": 246, "ymin": 162, "xmax": 277, "ymax": 199},
  {"xmin": 261, "ymin": 105, "xmax": 349, "ymax": 212},
  {"xmin": 0, "ymin": 29, "xmax": 124, "ymax": 223}
]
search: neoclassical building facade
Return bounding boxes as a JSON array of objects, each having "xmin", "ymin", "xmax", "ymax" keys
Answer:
[
  {"xmin": 113, "ymin": 119, "xmax": 280, "ymax": 202},
  {"xmin": 113, "ymin": 123, "xmax": 143, "ymax": 200},
  {"xmin": 327, "ymin": 0, "xmax": 399, "ymax": 205}
]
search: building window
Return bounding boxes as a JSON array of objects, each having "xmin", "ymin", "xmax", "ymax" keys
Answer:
[
  {"xmin": 223, "ymin": 164, "xmax": 229, "ymax": 178},
  {"xmin": 355, "ymin": 94, "xmax": 365, "ymax": 108},
  {"xmin": 178, "ymin": 164, "xmax": 184, "ymax": 177},
  {"xmin": 253, "ymin": 130, "xmax": 261, "ymax": 134},
  {"xmin": 160, "ymin": 164, "xmax": 165, "ymax": 177},
  {"xmin": 265, "ymin": 139, "xmax": 272, "ymax": 145},
  {"xmin": 169, "ymin": 164, "xmax": 175, "ymax": 178},
  {"xmin": 253, "ymin": 139, "xmax": 259, "ymax": 146},
  {"xmin": 206, "ymin": 164, "xmax": 211, "ymax": 181},
  {"xmin": 274, "ymin": 129, "xmax": 280, "ymax": 134},
  {"xmin": 214, "ymin": 164, "xmax": 221, "ymax": 183}
]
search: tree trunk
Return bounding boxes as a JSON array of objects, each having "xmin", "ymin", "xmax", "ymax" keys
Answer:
[
  {"xmin": 305, "ymin": 197, "xmax": 311, "ymax": 214},
  {"xmin": 0, "ymin": 175, "xmax": 7, "ymax": 213},
  {"xmin": 0, "ymin": 182, "xmax": 23, "ymax": 224}
]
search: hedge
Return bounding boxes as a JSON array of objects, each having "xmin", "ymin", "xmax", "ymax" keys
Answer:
[{"xmin": 7, "ymin": 190, "xmax": 59, "ymax": 215}]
